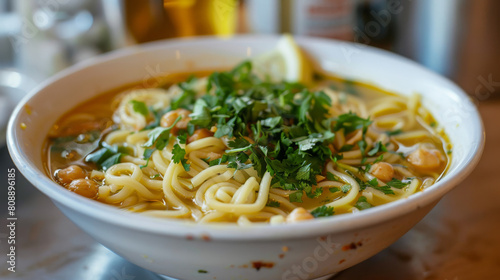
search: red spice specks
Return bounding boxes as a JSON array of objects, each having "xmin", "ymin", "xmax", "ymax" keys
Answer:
[
  {"xmin": 342, "ymin": 242, "xmax": 358, "ymax": 251},
  {"xmin": 251, "ymin": 261, "xmax": 275, "ymax": 271},
  {"xmin": 279, "ymin": 254, "xmax": 285, "ymax": 259},
  {"xmin": 356, "ymin": 241, "xmax": 363, "ymax": 247},
  {"xmin": 339, "ymin": 259, "xmax": 346, "ymax": 264},
  {"xmin": 201, "ymin": 234, "xmax": 211, "ymax": 241},
  {"xmin": 186, "ymin": 235, "xmax": 194, "ymax": 240}
]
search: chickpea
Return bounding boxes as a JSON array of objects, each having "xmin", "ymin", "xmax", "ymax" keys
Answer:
[
  {"xmin": 67, "ymin": 179, "xmax": 99, "ymax": 198},
  {"xmin": 187, "ymin": 128, "xmax": 213, "ymax": 143},
  {"xmin": 160, "ymin": 108, "xmax": 191, "ymax": 134},
  {"xmin": 369, "ymin": 162, "xmax": 394, "ymax": 182},
  {"xmin": 286, "ymin": 207, "xmax": 314, "ymax": 223},
  {"xmin": 57, "ymin": 165, "xmax": 86, "ymax": 184},
  {"xmin": 407, "ymin": 147, "xmax": 444, "ymax": 171}
]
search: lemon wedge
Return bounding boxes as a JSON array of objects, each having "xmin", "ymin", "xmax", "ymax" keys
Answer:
[{"xmin": 253, "ymin": 34, "xmax": 313, "ymax": 84}]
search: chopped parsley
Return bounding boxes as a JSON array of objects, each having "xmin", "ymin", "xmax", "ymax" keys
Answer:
[
  {"xmin": 341, "ymin": 184, "xmax": 352, "ymax": 193},
  {"xmin": 333, "ymin": 112, "xmax": 372, "ymax": 135},
  {"xmin": 386, "ymin": 129, "xmax": 402, "ymax": 136},
  {"xmin": 289, "ymin": 191, "xmax": 304, "ymax": 203},
  {"xmin": 326, "ymin": 172, "xmax": 340, "ymax": 181},
  {"xmin": 130, "ymin": 100, "xmax": 149, "ymax": 117},
  {"xmin": 367, "ymin": 141, "xmax": 387, "ymax": 156},
  {"xmin": 386, "ymin": 178, "xmax": 411, "ymax": 189},
  {"xmin": 266, "ymin": 201, "xmax": 281, "ymax": 208},
  {"xmin": 172, "ymin": 144, "xmax": 190, "ymax": 171},
  {"xmin": 85, "ymin": 142, "xmax": 129, "ymax": 170},
  {"xmin": 329, "ymin": 187, "xmax": 340, "ymax": 193},
  {"xmin": 311, "ymin": 205, "xmax": 335, "ymax": 218},
  {"xmin": 137, "ymin": 61, "xmax": 404, "ymax": 203},
  {"xmin": 355, "ymin": 196, "xmax": 372, "ymax": 210}
]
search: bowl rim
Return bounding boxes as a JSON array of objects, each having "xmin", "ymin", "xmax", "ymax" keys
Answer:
[{"xmin": 7, "ymin": 34, "xmax": 485, "ymax": 240}]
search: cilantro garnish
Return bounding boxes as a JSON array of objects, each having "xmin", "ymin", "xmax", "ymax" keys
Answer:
[
  {"xmin": 386, "ymin": 178, "xmax": 410, "ymax": 189},
  {"xmin": 85, "ymin": 142, "xmax": 129, "ymax": 170},
  {"xmin": 130, "ymin": 100, "xmax": 149, "ymax": 117},
  {"xmin": 329, "ymin": 187, "xmax": 340, "ymax": 193},
  {"xmin": 139, "ymin": 61, "xmax": 383, "ymax": 202},
  {"xmin": 289, "ymin": 191, "xmax": 304, "ymax": 203},
  {"xmin": 355, "ymin": 196, "xmax": 372, "ymax": 210},
  {"xmin": 386, "ymin": 129, "xmax": 402, "ymax": 136},
  {"xmin": 341, "ymin": 184, "xmax": 352, "ymax": 193},
  {"xmin": 311, "ymin": 205, "xmax": 335, "ymax": 218},
  {"xmin": 333, "ymin": 112, "xmax": 372, "ymax": 135},
  {"xmin": 266, "ymin": 201, "xmax": 281, "ymax": 208},
  {"xmin": 366, "ymin": 178, "xmax": 394, "ymax": 195},
  {"xmin": 367, "ymin": 141, "xmax": 388, "ymax": 156},
  {"xmin": 172, "ymin": 144, "xmax": 190, "ymax": 171},
  {"xmin": 326, "ymin": 172, "xmax": 340, "ymax": 181}
]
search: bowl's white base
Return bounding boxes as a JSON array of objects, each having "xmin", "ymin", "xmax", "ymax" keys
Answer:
[{"xmin": 158, "ymin": 272, "xmax": 337, "ymax": 280}]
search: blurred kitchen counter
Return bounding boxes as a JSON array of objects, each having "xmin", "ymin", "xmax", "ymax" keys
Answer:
[{"xmin": 0, "ymin": 98, "xmax": 499, "ymax": 280}]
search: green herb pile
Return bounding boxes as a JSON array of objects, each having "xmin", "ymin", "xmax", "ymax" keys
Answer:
[{"xmin": 85, "ymin": 61, "xmax": 410, "ymax": 216}]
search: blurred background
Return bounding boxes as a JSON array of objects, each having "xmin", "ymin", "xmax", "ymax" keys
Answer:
[
  {"xmin": 1, "ymin": 1, "xmax": 499, "ymax": 279},
  {"xmin": 1, "ymin": 0, "xmax": 499, "ymax": 107}
]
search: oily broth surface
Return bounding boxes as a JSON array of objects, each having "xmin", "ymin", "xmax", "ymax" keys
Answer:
[
  {"xmin": 45, "ymin": 72, "xmax": 450, "ymax": 218},
  {"xmin": 45, "ymin": 72, "xmax": 208, "ymax": 177}
]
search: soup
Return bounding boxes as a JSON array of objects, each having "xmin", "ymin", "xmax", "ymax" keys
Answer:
[{"xmin": 45, "ymin": 62, "xmax": 450, "ymax": 225}]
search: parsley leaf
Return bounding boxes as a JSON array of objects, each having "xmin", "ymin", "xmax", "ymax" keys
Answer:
[
  {"xmin": 101, "ymin": 153, "xmax": 122, "ymax": 170},
  {"xmin": 386, "ymin": 129, "xmax": 402, "ymax": 136},
  {"xmin": 326, "ymin": 172, "xmax": 340, "ymax": 181},
  {"xmin": 177, "ymin": 131, "xmax": 188, "ymax": 144},
  {"xmin": 329, "ymin": 187, "xmax": 340, "ymax": 193},
  {"xmin": 341, "ymin": 184, "xmax": 352, "ymax": 193},
  {"xmin": 358, "ymin": 140, "xmax": 367, "ymax": 156},
  {"xmin": 368, "ymin": 178, "xmax": 395, "ymax": 195},
  {"xmin": 333, "ymin": 112, "xmax": 372, "ymax": 135},
  {"xmin": 172, "ymin": 144, "xmax": 190, "ymax": 171},
  {"xmin": 85, "ymin": 143, "xmax": 126, "ymax": 170},
  {"xmin": 289, "ymin": 191, "xmax": 304, "ymax": 203},
  {"xmin": 266, "ymin": 201, "xmax": 281, "ymax": 208},
  {"xmin": 386, "ymin": 178, "xmax": 410, "ymax": 189},
  {"xmin": 130, "ymin": 100, "xmax": 149, "ymax": 117},
  {"xmin": 355, "ymin": 196, "xmax": 372, "ymax": 210},
  {"xmin": 311, "ymin": 205, "xmax": 335, "ymax": 218},
  {"xmin": 190, "ymin": 99, "xmax": 212, "ymax": 127},
  {"xmin": 367, "ymin": 141, "xmax": 388, "ymax": 156},
  {"xmin": 339, "ymin": 144, "xmax": 354, "ymax": 152},
  {"xmin": 143, "ymin": 116, "xmax": 181, "ymax": 149}
]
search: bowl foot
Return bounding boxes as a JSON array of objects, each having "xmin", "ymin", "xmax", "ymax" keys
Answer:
[
  {"xmin": 157, "ymin": 275, "xmax": 178, "ymax": 280},
  {"xmin": 157, "ymin": 272, "xmax": 337, "ymax": 280},
  {"xmin": 314, "ymin": 273, "xmax": 338, "ymax": 280}
]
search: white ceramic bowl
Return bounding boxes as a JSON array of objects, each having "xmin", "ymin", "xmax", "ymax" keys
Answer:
[{"xmin": 7, "ymin": 35, "xmax": 484, "ymax": 280}]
